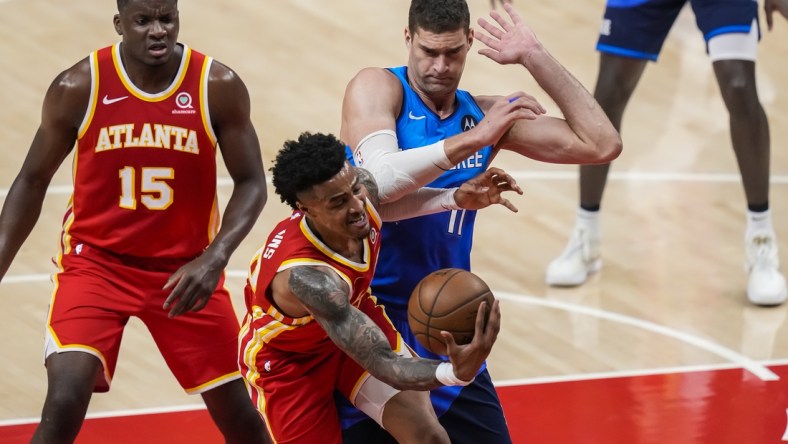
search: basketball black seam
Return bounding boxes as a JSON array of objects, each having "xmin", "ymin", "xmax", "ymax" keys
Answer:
[{"xmin": 424, "ymin": 268, "xmax": 463, "ymax": 353}]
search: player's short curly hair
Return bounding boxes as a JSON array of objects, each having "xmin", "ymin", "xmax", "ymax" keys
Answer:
[
  {"xmin": 271, "ymin": 132, "xmax": 348, "ymax": 209},
  {"xmin": 409, "ymin": 0, "xmax": 470, "ymax": 35}
]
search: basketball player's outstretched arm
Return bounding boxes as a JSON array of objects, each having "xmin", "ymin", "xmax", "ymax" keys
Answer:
[
  {"xmin": 286, "ymin": 266, "xmax": 501, "ymax": 390},
  {"xmin": 0, "ymin": 59, "xmax": 89, "ymax": 281},
  {"xmin": 340, "ymin": 68, "xmax": 542, "ymax": 203},
  {"xmin": 356, "ymin": 167, "xmax": 524, "ymax": 221},
  {"xmin": 474, "ymin": 2, "xmax": 622, "ymax": 164},
  {"xmin": 163, "ymin": 62, "xmax": 267, "ymax": 317}
]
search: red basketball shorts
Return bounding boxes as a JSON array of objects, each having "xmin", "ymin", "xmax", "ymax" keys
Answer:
[
  {"xmin": 238, "ymin": 294, "xmax": 405, "ymax": 443},
  {"xmin": 46, "ymin": 241, "xmax": 242, "ymax": 393}
]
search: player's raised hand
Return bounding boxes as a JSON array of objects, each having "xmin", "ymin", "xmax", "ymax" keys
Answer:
[
  {"xmin": 470, "ymin": 92, "xmax": 545, "ymax": 149},
  {"xmin": 454, "ymin": 167, "xmax": 524, "ymax": 212},
  {"xmin": 442, "ymin": 299, "xmax": 501, "ymax": 382},
  {"xmin": 764, "ymin": 0, "xmax": 788, "ymax": 30},
  {"xmin": 162, "ymin": 252, "xmax": 224, "ymax": 318},
  {"xmin": 476, "ymin": 2, "xmax": 542, "ymax": 66}
]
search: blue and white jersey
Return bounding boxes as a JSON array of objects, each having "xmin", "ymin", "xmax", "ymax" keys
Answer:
[{"xmin": 372, "ymin": 66, "xmax": 492, "ymax": 319}]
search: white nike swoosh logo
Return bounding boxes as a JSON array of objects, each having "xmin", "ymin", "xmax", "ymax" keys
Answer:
[
  {"xmin": 408, "ymin": 111, "xmax": 426, "ymax": 120},
  {"xmin": 102, "ymin": 95, "xmax": 129, "ymax": 105}
]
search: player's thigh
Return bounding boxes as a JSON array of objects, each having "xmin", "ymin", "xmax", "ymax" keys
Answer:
[
  {"xmin": 439, "ymin": 369, "xmax": 512, "ymax": 444},
  {"xmin": 141, "ymin": 283, "xmax": 240, "ymax": 393},
  {"xmin": 48, "ymin": 251, "xmax": 138, "ymax": 391},
  {"xmin": 597, "ymin": 0, "xmax": 686, "ymax": 61},
  {"xmin": 246, "ymin": 346, "xmax": 343, "ymax": 443},
  {"xmin": 382, "ymin": 390, "xmax": 449, "ymax": 444}
]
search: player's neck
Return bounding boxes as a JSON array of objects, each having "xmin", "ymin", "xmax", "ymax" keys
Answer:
[
  {"xmin": 304, "ymin": 217, "xmax": 364, "ymax": 262},
  {"xmin": 118, "ymin": 42, "xmax": 183, "ymax": 94}
]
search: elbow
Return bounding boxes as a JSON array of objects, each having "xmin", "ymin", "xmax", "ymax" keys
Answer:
[
  {"xmin": 598, "ymin": 132, "xmax": 623, "ymax": 163},
  {"xmin": 583, "ymin": 130, "xmax": 622, "ymax": 165}
]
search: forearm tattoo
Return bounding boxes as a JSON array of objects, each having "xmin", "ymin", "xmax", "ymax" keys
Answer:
[
  {"xmin": 354, "ymin": 167, "xmax": 380, "ymax": 209},
  {"xmin": 288, "ymin": 266, "xmax": 439, "ymax": 390}
]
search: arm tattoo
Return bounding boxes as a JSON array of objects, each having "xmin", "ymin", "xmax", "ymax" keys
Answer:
[
  {"xmin": 355, "ymin": 167, "xmax": 380, "ymax": 209},
  {"xmin": 288, "ymin": 266, "xmax": 439, "ymax": 390}
]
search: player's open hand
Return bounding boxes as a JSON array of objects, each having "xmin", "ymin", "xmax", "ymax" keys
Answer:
[
  {"xmin": 490, "ymin": 0, "xmax": 512, "ymax": 9},
  {"xmin": 442, "ymin": 299, "xmax": 501, "ymax": 382},
  {"xmin": 476, "ymin": 2, "xmax": 541, "ymax": 66},
  {"xmin": 162, "ymin": 252, "xmax": 224, "ymax": 318},
  {"xmin": 765, "ymin": 0, "xmax": 788, "ymax": 30},
  {"xmin": 455, "ymin": 167, "xmax": 523, "ymax": 212}
]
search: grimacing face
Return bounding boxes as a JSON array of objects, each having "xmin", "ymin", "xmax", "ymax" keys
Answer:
[
  {"xmin": 114, "ymin": 0, "xmax": 180, "ymax": 66},
  {"xmin": 405, "ymin": 26, "xmax": 473, "ymax": 98},
  {"xmin": 297, "ymin": 163, "xmax": 371, "ymax": 242}
]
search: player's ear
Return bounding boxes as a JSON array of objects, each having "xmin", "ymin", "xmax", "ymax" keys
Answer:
[
  {"xmin": 295, "ymin": 201, "xmax": 310, "ymax": 216},
  {"xmin": 404, "ymin": 27, "xmax": 412, "ymax": 49},
  {"xmin": 467, "ymin": 28, "xmax": 474, "ymax": 48},
  {"xmin": 113, "ymin": 14, "xmax": 123, "ymax": 35}
]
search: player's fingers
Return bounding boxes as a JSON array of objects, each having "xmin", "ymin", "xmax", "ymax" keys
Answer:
[
  {"xmin": 475, "ymin": 18, "xmax": 504, "ymax": 43},
  {"xmin": 162, "ymin": 274, "xmax": 184, "ymax": 309},
  {"xmin": 191, "ymin": 294, "xmax": 211, "ymax": 312},
  {"xmin": 766, "ymin": 8, "xmax": 774, "ymax": 30},
  {"xmin": 486, "ymin": 300, "xmax": 502, "ymax": 338},
  {"xmin": 507, "ymin": 93, "xmax": 546, "ymax": 115},
  {"xmin": 168, "ymin": 280, "xmax": 198, "ymax": 318},
  {"xmin": 473, "ymin": 301, "xmax": 489, "ymax": 336},
  {"xmin": 498, "ymin": 198, "xmax": 518, "ymax": 213},
  {"xmin": 440, "ymin": 331, "xmax": 458, "ymax": 351}
]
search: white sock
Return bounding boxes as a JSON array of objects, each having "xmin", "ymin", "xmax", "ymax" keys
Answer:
[
  {"xmin": 746, "ymin": 209, "xmax": 774, "ymax": 237},
  {"xmin": 576, "ymin": 207, "xmax": 599, "ymax": 234}
]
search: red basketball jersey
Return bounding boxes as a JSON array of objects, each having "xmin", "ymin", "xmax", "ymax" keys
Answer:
[
  {"xmin": 243, "ymin": 203, "xmax": 383, "ymax": 351},
  {"xmin": 63, "ymin": 43, "xmax": 220, "ymax": 258}
]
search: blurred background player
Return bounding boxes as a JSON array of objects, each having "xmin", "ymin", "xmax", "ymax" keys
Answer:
[{"xmin": 545, "ymin": 0, "xmax": 788, "ymax": 306}]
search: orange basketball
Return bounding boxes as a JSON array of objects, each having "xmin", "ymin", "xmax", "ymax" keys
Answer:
[{"xmin": 407, "ymin": 268, "xmax": 495, "ymax": 355}]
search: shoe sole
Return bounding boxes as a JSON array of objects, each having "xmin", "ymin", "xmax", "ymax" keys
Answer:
[
  {"xmin": 546, "ymin": 259, "xmax": 602, "ymax": 287},
  {"xmin": 748, "ymin": 288, "xmax": 788, "ymax": 306}
]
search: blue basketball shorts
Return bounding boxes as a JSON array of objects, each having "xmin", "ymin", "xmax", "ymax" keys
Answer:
[{"xmin": 596, "ymin": 0, "xmax": 760, "ymax": 61}]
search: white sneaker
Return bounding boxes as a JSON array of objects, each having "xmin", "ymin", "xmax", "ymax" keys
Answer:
[
  {"xmin": 745, "ymin": 232, "xmax": 787, "ymax": 306},
  {"xmin": 546, "ymin": 226, "xmax": 601, "ymax": 287}
]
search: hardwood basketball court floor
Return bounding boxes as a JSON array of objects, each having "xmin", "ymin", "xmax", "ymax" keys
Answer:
[{"xmin": 1, "ymin": 0, "xmax": 787, "ymax": 442}]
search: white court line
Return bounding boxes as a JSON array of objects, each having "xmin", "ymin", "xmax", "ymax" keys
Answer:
[
  {"xmin": 494, "ymin": 291, "xmax": 779, "ymax": 382},
  {"xmin": 4, "ymin": 274, "xmax": 780, "ymax": 382},
  {"xmin": 0, "ymin": 403, "xmax": 207, "ymax": 427},
  {"xmin": 1, "ymin": 279, "xmax": 785, "ymax": 426},
  {"xmin": 1, "ymin": 172, "xmax": 787, "ymax": 199},
  {"xmin": 496, "ymin": 361, "xmax": 778, "ymax": 387}
]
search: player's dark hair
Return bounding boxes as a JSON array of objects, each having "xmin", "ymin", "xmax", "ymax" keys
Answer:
[
  {"xmin": 409, "ymin": 0, "xmax": 470, "ymax": 35},
  {"xmin": 271, "ymin": 132, "xmax": 348, "ymax": 209},
  {"xmin": 117, "ymin": 0, "xmax": 177, "ymax": 12}
]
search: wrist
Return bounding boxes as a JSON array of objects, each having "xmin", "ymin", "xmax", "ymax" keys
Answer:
[
  {"xmin": 435, "ymin": 362, "xmax": 474, "ymax": 386},
  {"xmin": 443, "ymin": 188, "xmax": 461, "ymax": 210}
]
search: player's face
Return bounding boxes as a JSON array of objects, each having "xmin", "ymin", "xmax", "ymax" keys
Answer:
[
  {"xmin": 114, "ymin": 0, "xmax": 180, "ymax": 66},
  {"xmin": 405, "ymin": 26, "xmax": 473, "ymax": 98},
  {"xmin": 299, "ymin": 162, "xmax": 371, "ymax": 242}
]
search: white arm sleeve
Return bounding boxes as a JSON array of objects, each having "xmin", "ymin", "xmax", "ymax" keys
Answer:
[
  {"xmin": 377, "ymin": 187, "xmax": 460, "ymax": 222},
  {"xmin": 353, "ymin": 129, "xmax": 454, "ymax": 203}
]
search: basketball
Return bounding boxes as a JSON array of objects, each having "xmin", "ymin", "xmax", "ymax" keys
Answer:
[{"xmin": 407, "ymin": 268, "xmax": 495, "ymax": 355}]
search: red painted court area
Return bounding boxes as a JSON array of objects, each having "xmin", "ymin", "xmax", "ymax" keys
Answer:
[{"xmin": 3, "ymin": 364, "xmax": 788, "ymax": 443}]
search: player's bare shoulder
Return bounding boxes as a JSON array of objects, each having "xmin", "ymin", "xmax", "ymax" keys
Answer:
[
  {"xmin": 45, "ymin": 56, "xmax": 93, "ymax": 128},
  {"xmin": 205, "ymin": 59, "xmax": 251, "ymax": 123},
  {"xmin": 345, "ymin": 67, "xmax": 402, "ymax": 102}
]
